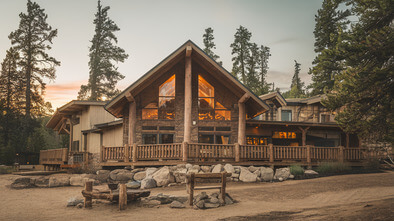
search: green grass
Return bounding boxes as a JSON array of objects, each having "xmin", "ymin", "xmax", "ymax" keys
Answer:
[
  {"xmin": 316, "ymin": 162, "xmax": 351, "ymax": 175},
  {"xmin": 290, "ymin": 164, "xmax": 304, "ymax": 176}
]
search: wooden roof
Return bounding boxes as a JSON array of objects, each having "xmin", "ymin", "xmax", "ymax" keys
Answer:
[
  {"xmin": 105, "ymin": 40, "xmax": 270, "ymax": 118},
  {"xmin": 259, "ymin": 92, "xmax": 287, "ymax": 108}
]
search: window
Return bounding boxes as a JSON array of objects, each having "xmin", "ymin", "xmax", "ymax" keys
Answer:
[
  {"xmin": 142, "ymin": 134, "xmax": 174, "ymax": 144},
  {"xmin": 198, "ymin": 134, "xmax": 214, "ymax": 144},
  {"xmin": 159, "ymin": 134, "xmax": 174, "ymax": 144},
  {"xmin": 320, "ymin": 114, "xmax": 333, "ymax": 123},
  {"xmin": 281, "ymin": 110, "xmax": 292, "ymax": 121},
  {"xmin": 142, "ymin": 134, "xmax": 157, "ymax": 144},
  {"xmin": 246, "ymin": 136, "xmax": 268, "ymax": 145},
  {"xmin": 142, "ymin": 75, "xmax": 175, "ymax": 120},
  {"xmin": 272, "ymin": 132, "xmax": 296, "ymax": 139},
  {"xmin": 198, "ymin": 75, "xmax": 231, "ymax": 120}
]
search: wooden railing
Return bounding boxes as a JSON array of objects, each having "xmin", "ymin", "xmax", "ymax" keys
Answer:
[
  {"xmin": 137, "ymin": 143, "xmax": 182, "ymax": 160},
  {"xmin": 40, "ymin": 148, "xmax": 68, "ymax": 165},
  {"xmin": 100, "ymin": 143, "xmax": 368, "ymax": 165},
  {"xmin": 189, "ymin": 143, "xmax": 234, "ymax": 160}
]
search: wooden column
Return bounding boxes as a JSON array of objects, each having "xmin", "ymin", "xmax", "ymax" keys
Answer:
[
  {"xmin": 132, "ymin": 143, "xmax": 138, "ymax": 163},
  {"xmin": 184, "ymin": 46, "xmax": 192, "ymax": 143},
  {"xmin": 339, "ymin": 146, "xmax": 344, "ymax": 163},
  {"xmin": 237, "ymin": 93, "xmax": 250, "ymax": 145},
  {"xmin": 299, "ymin": 127, "xmax": 310, "ymax": 146},
  {"xmin": 84, "ymin": 181, "xmax": 93, "ymax": 208},
  {"xmin": 128, "ymin": 100, "xmax": 136, "ymax": 145},
  {"xmin": 182, "ymin": 142, "xmax": 188, "ymax": 162},
  {"xmin": 220, "ymin": 172, "xmax": 226, "ymax": 205},
  {"xmin": 119, "ymin": 183, "xmax": 127, "ymax": 210},
  {"xmin": 345, "ymin": 133, "xmax": 350, "ymax": 148},
  {"xmin": 68, "ymin": 118, "xmax": 73, "ymax": 152},
  {"xmin": 234, "ymin": 143, "xmax": 240, "ymax": 162},
  {"xmin": 306, "ymin": 145, "xmax": 312, "ymax": 169},
  {"xmin": 188, "ymin": 173, "xmax": 195, "ymax": 206},
  {"xmin": 124, "ymin": 144, "xmax": 129, "ymax": 162},
  {"xmin": 269, "ymin": 143, "xmax": 274, "ymax": 164}
]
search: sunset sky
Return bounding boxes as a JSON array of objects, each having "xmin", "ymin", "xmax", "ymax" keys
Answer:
[{"xmin": 0, "ymin": 0, "xmax": 323, "ymax": 109}]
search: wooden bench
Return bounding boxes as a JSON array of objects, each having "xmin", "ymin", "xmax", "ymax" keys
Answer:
[{"xmin": 186, "ymin": 172, "xmax": 231, "ymax": 206}]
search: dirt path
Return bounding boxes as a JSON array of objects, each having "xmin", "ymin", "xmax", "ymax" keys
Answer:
[{"xmin": 1, "ymin": 171, "xmax": 393, "ymax": 221}]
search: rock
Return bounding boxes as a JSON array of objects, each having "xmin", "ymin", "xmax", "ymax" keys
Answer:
[
  {"xmin": 278, "ymin": 177, "xmax": 284, "ymax": 182},
  {"xmin": 96, "ymin": 170, "xmax": 110, "ymax": 183},
  {"xmin": 253, "ymin": 170, "xmax": 261, "ymax": 177},
  {"xmin": 191, "ymin": 165, "xmax": 200, "ymax": 171},
  {"xmin": 304, "ymin": 170, "xmax": 319, "ymax": 178},
  {"xmin": 133, "ymin": 171, "xmax": 146, "ymax": 181},
  {"xmin": 205, "ymin": 203, "xmax": 220, "ymax": 208},
  {"xmin": 223, "ymin": 164, "xmax": 235, "ymax": 174},
  {"xmin": 256, "ymin": 177, "xmax": 261, "ymax": 182},
  {"xmin": 233, "ymin": 178, "xmax": 239, "ymax": 182},
  {"xmin": 142, "ymin": 199, "xmax": 161, "ymax": 208},
  {"xmin": 231, "ymin": 173, "xmax": 240, "ymax": 179},
  {"xmin": 34, "ymin": 176, "xmax": 50, "ymax": 188},
  {"xmin": 70, "ymin": 176, "xmax": 95, "ymax": 187},
  {"xmin": 225, "ymin": 195, "xmax": 234, "ymax": 205},
  {"xmin": 194, "ymin": 200, "xmax": 205, "ymax": 209},
  {"xmin": 209, "ymin": 197, "xmax": 219, "ymax": 204},
  {"xmin": 248, "ymin": 166, "xmax": 259, "ymax": 173},
  {"xmin": 169, "ymin": 196, "xmax": 188, "ymax": 203},
  {"xmin": 76, "ymin": 203, "xmax": 83, "ymax": 208},
  {"xmin": 239, "ymin": 167, "xmax": 257, "ymax": 182},
  {"xmin": 288, "ymin": 174, "xmax": 295, "ymax": 179},
  {"xmin": 176, "ymin": 164, "xmax": 186, "ymax": 169},
  {"xmin": 211, "ymin": 164, "xmax": 223, "ymax": 173},
  {"xmin": 200, "ymin": 166, "xmax": 211, "ymax": 173},
  {"xmin": 131, "ymin": 168, "xmax": 145, "ymax": 173},
  {"xmin": 141, "ymin": 177, "xmax": 156, "ymax": 189},
  {"xmin": 11, "ymin": 177, "xmax": 34, "ymax": 189},
  {"xmin": 145, "ymin": 168, "xmax": 158, "ymax": 178},
  {"xmin": 194, "ymin": 192, "xmax": 208, "ymax": 203},
  {"xmin": 49, "ymin": 176, "xmax": 70, "ymax": 187},
  {"xmin": 151, "ymin": 193, "xmax": 172, "ymax": 204},
  {"xmin": 109, "ymin": 169, "xmax": 134, "ymax": 182},
  {"xmin": 260, "ymin": 167, "xmax": 274, "ymax": 182},
  {"xmin": 185, "ymin": 164, "xmax": 193, "ymax": 170},
  {"xmin": 170, "ymin": 200, "xmax": 185, "ymax": 208},
  {"xmin": 274, "ymin": 167, "xmax": 291, "ymax": 181},
  {"xmin": 67, "ymin": 197, "xmax": 84, "ymax": 207},
  {"xmin": 173, "ymin": 168, "xmax": 187, "ymax": 183},
  {"xmin": 126, "ymin": 180, "xmax": 141, "ymax": 189},
  {"xmin": 152, "ymin": 166, "xmax": 174, "ymax": 187}
]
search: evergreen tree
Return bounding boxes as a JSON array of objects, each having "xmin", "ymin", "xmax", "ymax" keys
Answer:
[
  {"xmin": 202, "ymin": 27, "xmax": 222, "ymax": 65},
  {"xmin": 230, "ymin": 26, "xmax": 252, "ymax": 84},
  {"xmin": 283, "ymin": 60, "xmax": 305, "ymax": 98},
  {"xmin": 245, "ymin": 42, "xmax": 260, "ymax": 93},
  {"xmin": 78, "ymin": 0, "xmax": 129, "ymax": 101},
  {"xmin": 309, "ymin": 0, "xmax": 350, "ymax": 95},
  {"xmin": 324, "ymin": 0, "xmax": 394, "ymax": 144},
  {"xmin": 8, "ymin": 0, "xmax": 59, "ymax": 117},
  {"xmin": 0, "ymin": 48, "xmax": 22, "ymax": 112},
  {"xmin": 257, "ymin": 45, "xmax": 271, "ymax": 95}
]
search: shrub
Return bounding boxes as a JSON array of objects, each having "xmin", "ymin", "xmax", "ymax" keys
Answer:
[
  {"xmin": 316, "ymin": 162, "xmax": 351, "ymax": 175},
  {"xmin": 290, "ymin": 164, "xmax": 304, "ymax": 176},
  {"xmin": 362, "ymin": 158, "xmax": 380, "ymax": 171}
]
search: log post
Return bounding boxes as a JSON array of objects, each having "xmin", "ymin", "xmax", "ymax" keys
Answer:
[
  {"xmin": 339, "ymin": 146, "xmax": 344, "ymax": 163},
  {"xmin": 237, "ymin": 94, "xmax": 250, "ymax": 145},
  {"xmin": 128, "ymin": 101, "xmax": 136, "ymax": 145},
  {"xmin": 235, "ymin": 143, "xmax": 240, "ymax": 162},
  {"xmin": 346, "ymin": 133, "xmax": 350, "ymax": 148},
  {"xmin": 132, "ymin": 143, "xmax": 138, "ymax": 163},
  {"xmin": 119, "ymin": 183, "xmax": 127, "ymax": 210},
  {"xmin": 124, "ymin": 144, "xmax": 129, "ymax": 162},
  {"xmin": 221, "ymin": 172, "xmax": 226, "ymax": 205},
  {"xmin": 299, "ymin": 126, "xmax": 310, "ymax": 146},
  {"xmin": 182, "ymin": 142, "xmax": 188, "ymax": 162},
  {"xmin": 306, "ymin": 145, "xmax": 312, "ymax": 169},
  {"xmin": 184, "ymin": 46, "xmax": 192, "ymax": 143},
  {"xmin": 269, "ymin": 143, "xmax": 274, "ymax": 164},
  {"xmin": 84, "ymin": 181, "xmax": 93, "ymax": 208},
  {"xmin": 189, "ymin": 173, "xmax": 195, "ymax": 206}
]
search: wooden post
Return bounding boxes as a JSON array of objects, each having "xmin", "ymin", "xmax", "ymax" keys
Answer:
[
  {"xmin": 132, "ymin": 143, "xmax": 137, "ymax": 163},
  {"xmin": 339, "ymin": 146, "xmax": 344, "ymax": 163},
  {"xmin": 269, "ymin": 143, "xmax": 274, "ymax": 164},
  {"xmin": 235, "ymin": 143, "xmax": 240, "ymax": 162},
  {"xmin": 128, "ymin": 101, "xmax": 136, "ymax": 145},
  {"xmin": 119, "ymin": 183, "xmax": 127, "ymax": 210},
  {"xmin": 100, "ymin": 146, "xmax": 104, "ymax": 162},
  {"xmin": 189, "ymin": 173, "xmax": 195, "ymax": 206},
  {"xmin": 124, "ymin": 144, "xmax": 129, "ymax": 162},
  {"xmin": 69, "ymin": 118, "xmax": 73, "ymax": 152},
  {"xmin": 299, "ymin": 127, "xmax": 310, "ymax": 146},
  {"xmin": 84, "ymin": 181, "xmax": 93, "ymax": 208},
  {"xmin": 184, "ymin": 46, "xmax": 192, "ymax": 143},
  {"xmin": 221, "ymin": 172, "xmax": 226, "ymax": 205},
  {"xmin": 306, "ymin": 145, "xmax": 312, "ymax": 169},
  {"xmin": 182, "ymin": 142, "xmax": 188, "ymax": 162},
  {"xmin": 346, "ymin": 133, "xmax": 350, "ymax": 148},
  {"xmin": 238, "ymin": 94, "xmax": 250, "ymax": 145}
]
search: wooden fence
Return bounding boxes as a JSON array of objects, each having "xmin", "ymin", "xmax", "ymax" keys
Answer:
[
  {"xmin": 39, "ymin": 148, "xmax": 68, "ymax": 165},
  {"xmin": 100, "ymin": 143, "xmax": 368, "ymax": 166}
]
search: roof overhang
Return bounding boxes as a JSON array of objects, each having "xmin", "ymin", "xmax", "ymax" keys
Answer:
[
  {"xmin": 105, "ymin": 40, "xmax": 269, "ymax": 118},
  {"xmin": 247, "ymin": 120, "xmax": 340, "ymax": 129},
  {"xmin": 259, "ymin": 92, "xmax": 287, "ymax": 108}
]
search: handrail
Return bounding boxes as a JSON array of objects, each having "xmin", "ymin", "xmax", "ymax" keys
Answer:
[{"xmin": 188, "ymin": 143, "xmax": 234, "ymax": 159}]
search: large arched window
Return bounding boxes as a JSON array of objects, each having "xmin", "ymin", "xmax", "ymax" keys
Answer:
[
  {"xmin": 198, "ymin": 75, "xmax": 230, "ymax": 120},
  {"xmin": 142, "ymin": 74, "xmax": 176, "ymax": 120}
]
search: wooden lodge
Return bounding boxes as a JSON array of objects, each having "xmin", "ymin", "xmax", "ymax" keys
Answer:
[{"xmin": 43, "ymin": 40, "xmax": 367, "ymax": 169}]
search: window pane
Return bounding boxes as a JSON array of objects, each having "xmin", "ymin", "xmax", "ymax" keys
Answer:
[
  {"xmin": 142, "ymin": 109, "xmax": 158, "ymax": 120},
  {"xmin": 199, "ymin": 134, "xmax": 214, "ymax": 144},
  {"xmin": 281, "ymin": 110, "xmax": 292, "ymax": 121},
  {"xmin": 216, "ymin": 135, "xmax": 230, "ymax": 144},
  {"xmin": 158, "ymin": 109, "xmax": 175, "ymax": 120},
  {"xmin": 159, "ymin": 134, "xmax": 174, "ymax": 144},
  {"xmin": 159, "ymin": 75, "xmax": 175, "ymax": 97},
  {"xmin": 159, "ymin": 97, "xmax": 175, "ymax": 108},
  {"xmin": 199, "ymin": 110, "xmax": 214, "ymax": 120},
  {"xmin": 199, "ymin": 98, "xmax": 214, "ymax": 109},
  {"xmin": 198, "ymin": 75, "xmax": 214, "ymax": 97},
  {"xmin": 142, "ymin": 134, "xmax": 157, "ymax": 144},
  {"xmin": 215, "ymin": 101, "xmax": 226, "ymax": 110},
  {"xmin": 215, "ymin": 110, "xmax": 231, "ymax": 120}
]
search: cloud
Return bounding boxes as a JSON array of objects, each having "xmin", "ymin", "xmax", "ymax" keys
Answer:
[{"xmin": 45, "ymin": 81, "xmax": 86, "ymax": 109}]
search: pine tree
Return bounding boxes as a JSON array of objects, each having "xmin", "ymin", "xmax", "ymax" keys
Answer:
[
  {"xmin": 78, "ymin": 0, "xmax": 129, "ymax": 101},
  {"xmin": 324, "ymin": 0, "xmax": 394, "ymax": 144},
  {"xmin": 245, "ymin": 43, "xmax": 260, "ymax": 93},
  {"xmin": 309, "ymin": 0, "xmax": 350, "ymax": 95},
  {"xmin": 8, "ymin": 0, "xmax": 59, "ymax": 117},
  {"xmin": 0, "ymin": 48, "xmax": 22, "ymax": 112},
  {"xmin": 257, "ymin": 45, "xmax": 271, "ymax": 95},
  {"xmin": 230, "ymin": 26, "xmax": 252, "ymax": 84},
  {"xmin": 203, "ymin": 27, "xmax": 222, "ymax": 65},
  {"xmin": 283, "ymin": 60, "xmax": 305, "ymax": 98}
]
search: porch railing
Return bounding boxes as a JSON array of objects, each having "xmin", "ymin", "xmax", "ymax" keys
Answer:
[
  {"xmin": 39, "ymin": 148, "xmax": 68, "ymax": 165},
  {"xmin": 100, "ymin": 143, "xmax": 368, "ymax": 165}
]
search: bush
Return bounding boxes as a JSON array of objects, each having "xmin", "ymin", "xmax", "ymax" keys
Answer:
[
  {"xmin": 316, "ymin": 162, "xmax": 351, "ymax": 175},
  {"xmin": 290, "ymin": 164, "xmax": 304, "ymax": 176},
  {"xmin": 363, "ymin": 158, "xmax": 380, "ymax": 171}
]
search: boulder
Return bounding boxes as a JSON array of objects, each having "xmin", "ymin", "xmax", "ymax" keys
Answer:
[
  {"xmin": 248, "ymin": 166, "xmax": 259, "ymax": 173},
  {"xmin": 234, "ymin": 166, "xmax": 241, "ymax": 174},
  {"xmin": 239, "ymin": 167, "xmax": 257, "ymax": 182},
  {"xmin": 141, "ymin": 177, "xmax": 156, "ymax": 189},
  {"xmin": 260, "ymin": 167, "xmax": 274, "ymax": 182},
  {"xmin": 11, "ymin": 177, "xmax": 34, "ymax": 189},
  {"xmin": 151, "ymin": 193, "xmax": 172, "ymax": 204},
  {"xmin": 304, "ymin": 169, "xmax": 319, "ymax": 178},
  {"xmin": 200, "ymin": 166, "xmax": 211, "ymax": 173},
  {"xmin": 145, "ymin": 168, "xmax": 158, "ymax": 178},
  {"xmin": 131, "ymin": 168, "xmax": 145, "ymax": 173},
  {"xmin": 211, "ymin": 164, "xmax": 223, "ymax": 173},
  {"xmin": 185, "ymin": 164, "xmax": 193, "ymax": 170},
  {"xmin": 67, "ymin": 197, "xmax": 84, "ymax": 207},
  {"xmin": 176, "ymin": 164, "xmax": 186, "ymax": 169},
  {"xmin": 223, "ymin": 164, "xmax": 235, "ymax": 174},
  {"xmin": 194, "ymin": 192, "xmax": 208, "ymax": 203},
  {"xmin": 152, "ymin": 166, "xmax": 174, "ymax": 187},
  {"xmin": 49, "ymin": 176, "xmax": 70, "ymax": 187},
  {"xmin": 170, "ymin": 200, "xmax": 185, "ymax": 208},
  {"xmin": 35, "ymin": 176, "xmax": 50, "ymax": 188},
  {"xmin": 191, "ymin": 165, "xmax": 200, "ymax": 171},
  {"xmin": 96, "ymin": 170, "xmax": 110, "ymax": 183},
  {"xmin": 109, "ymin": 169, "xmax": 134, "ymax": 182},
  {"xmin": 133, "ymin": 171, "xmax": 146, "ymax": 181},
  {"xmin": 173, "ymin": 168, "xmax": 187, "ymax": 183},
  {"xmin": 205, "ymin": 203, "xmax": 220, "ymax": 208},
  {"xmin": 126, "ymin": 180, "xmax": 141, "ymax": 189},
  {"xmin": 169, "ymin": 196, "xmax": 188, "ymax": 203},
  {"xmin": 194, "ymin": 200, "xmax": 205, "ymax": 209},
  {"xmin": 141, "ymin": 199, "xmax": 161, "ymax": 208},
  {"xmin": 253, "ymin": 170, "xmax": 261, "ymax": 177},
  {"xmin": 231, "ymin": 173, "xmax": 240, "ymax": 179},
  {"xmin": 274, "ymin": 167, "xmax": 291, "ymax": 181}
]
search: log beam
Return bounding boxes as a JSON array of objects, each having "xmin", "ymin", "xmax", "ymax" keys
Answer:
[
  {"xmin": 128, "ymin": 101, "xmax": 136, "ymax": 145},
  {"xmin": 186, "ymin": 45, "xmax": 192, "ymax": 57},
  {"xmin": 298, "ymin": 126, "xmax": 310, "ymax": 146},
  {"xmin": 125, "ymin": 92, "xmax": 135, "ymax": 102},
  {"xmin": 184, "ymin": 47, "xmax": 192, "ymax": 143},
  {"xmin": 237, "ymin": 94, "xmax": 249, "ymax": 145}
]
